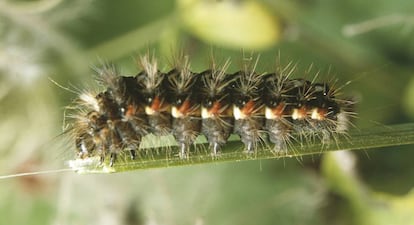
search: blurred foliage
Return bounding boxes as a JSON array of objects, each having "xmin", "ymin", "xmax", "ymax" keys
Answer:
[
  {"xmin": 0, "ymin": 0, "xmax": 413, "ymax": 224},
  {"xmin": 177, "ymin": 0, "xmax": 282, "ymax": 49},
  {"xmin": 322, "ymin": 151, "xmax": 414, "ymax": 225}
]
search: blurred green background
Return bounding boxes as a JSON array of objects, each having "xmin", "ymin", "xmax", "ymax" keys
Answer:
[{"xmin": 0, "ymin": 0, "xmax": 414, "ymax": 224}]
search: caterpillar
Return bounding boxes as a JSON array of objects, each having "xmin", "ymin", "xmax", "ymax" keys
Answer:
[{"xmin": 68, "ymin": 53, "xmax": 355, "ymax": 166}]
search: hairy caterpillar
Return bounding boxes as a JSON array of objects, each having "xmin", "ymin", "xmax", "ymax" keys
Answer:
[{"xmin": 68, "ymin": 53, "xmax": 355, "ymax": 166}]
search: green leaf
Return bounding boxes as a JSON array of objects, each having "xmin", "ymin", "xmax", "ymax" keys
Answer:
[
  {"xmin": 177, "ymin": 0, "xmax": 282, "ymax": 50},
  {"xmin": 68, "ymin": 123, "xmax": 414, "ymax": 174}
]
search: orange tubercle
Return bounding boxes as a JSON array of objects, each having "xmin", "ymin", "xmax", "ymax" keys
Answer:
[
  {"xmin": 209, "ymin": 101, "xmax": 222, "ymax": 116},
  {"xmin": 272, "ymin": 103, "xmax": 285, "ymax": 118},
  {"xmin": 241, "ymin": 100, "xmax": 255, "ymax": 117},
  {"xmin": 292, "ymin": 106, "xmax": 308, "ymax": 120},
  {"xmin": 311, "ymin": 108, "xmax": 327, "ymax": 120},
  {"xmin": 125, "ymin": 105, "xmax": 136, "ymax": 117},
  {"xmin": 150, "ymin": 96, "xmax": 161, "ymax": 111},
  {"xmin": 179, "ymin": 99, "xmax": 192, "ymax": 116}
]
